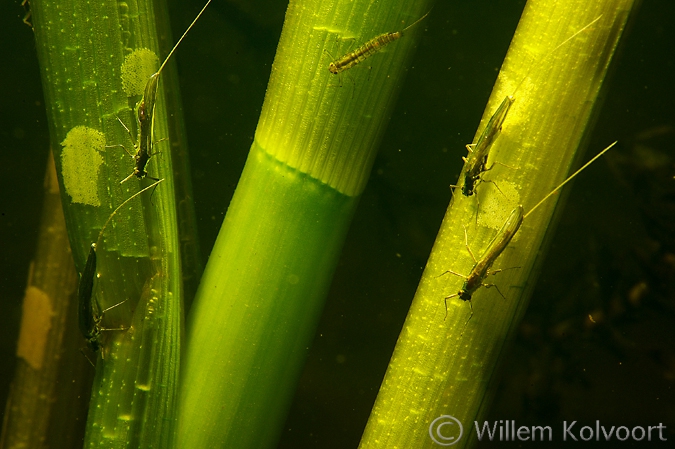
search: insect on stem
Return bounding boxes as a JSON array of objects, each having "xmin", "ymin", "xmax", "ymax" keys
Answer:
[
  {"xmin": 453, "ymin": 15, "xmax": 604, "ymax": 202},
  {"xmin": 453, "ymin": 95, "xmax": 515, "ymax": 198},
  {"xmin": 439, "ymin": 206, "xmax": 523, "ymax": 328},
  {"xmin": 77, "ymin": 179, "xmax": 165, "ymax": 359},
  {"xmin": 442, "ymin": 140, "xmax": 618, "ymax": 330},
  {"xmin": 119, "ymin": 0, "xmax": 212, "ymax": 184},
  {"xmin": 327, "ymin": 9, "xmax": 431, "ymax": 75}
]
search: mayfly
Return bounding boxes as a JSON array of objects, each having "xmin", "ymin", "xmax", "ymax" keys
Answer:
[
  {"xmin": 440, "ymin": 204, "xmax": 523, "ymax": 324},
  {"xmin": 119, "ymin": 0, "xmax": 212, "ymax": 184},
  {"xmin": 456, "ymin": 95, "xmax": 514, "ymax": 198},
  {"xmin": 328, "ymin": 10, "xmax": 430, "ymax": 75},
  {"xmin": 453, "ymin": 15, "xmax": 604, "ymax": 200},
  {"xmin": 440, "ymin": 141, "xmax": 617, "ymax": 326},
  {"xmin": 78, "ymin": 179, "xmax": 164, "ymax": 356}
]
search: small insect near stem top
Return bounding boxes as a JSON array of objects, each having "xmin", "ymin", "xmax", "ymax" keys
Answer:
[{"xmin": 328, "ymin": 9, "xmax": 430, "ymax": 75}]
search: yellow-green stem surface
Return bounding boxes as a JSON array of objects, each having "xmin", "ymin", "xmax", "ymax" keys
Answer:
[{"xmin": 359, "ymin": 0, "xmax": 636, "ymax": 448}]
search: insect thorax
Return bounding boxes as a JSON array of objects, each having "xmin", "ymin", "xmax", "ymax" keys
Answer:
[
  {"xmin": 462, "ymin": 175, "xmax": 478, "ymax": 196},
  {"xmin": 458, "ymin": 290, "xmax": 472, "ymax": 301},
  {"xmin": 87, "ymin": 335, "xmax": 101, "ymax": 353}
]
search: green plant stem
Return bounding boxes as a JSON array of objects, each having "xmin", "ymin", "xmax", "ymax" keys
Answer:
[
  {"xmin": 178, "ymin": 0, "xmax": 432, "ymax": 447},
  {"xmin": 30, "ymin": 0, "xmax": 189, "ymax": 446},
  {"xmin": 358, "ymin": 0, "xmax": 637, "ymax": 448}
]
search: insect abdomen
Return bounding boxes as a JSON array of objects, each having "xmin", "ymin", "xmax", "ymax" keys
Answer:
[{"xmin": 330, "ymin": 32, "xmax": 401, "ymax": 73}]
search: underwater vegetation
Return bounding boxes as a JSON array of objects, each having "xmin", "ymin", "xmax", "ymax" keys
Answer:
[{"xmin": 1, "ymin": 0, "xmax": 674, "ymax": 448}]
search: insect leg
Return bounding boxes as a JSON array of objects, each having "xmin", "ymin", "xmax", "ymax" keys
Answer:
[
  {"xmin": 444, "ymin": 292, "xmax": 460, "ymax": 320},
  {"xmin": 462, "ymin": 226, "xmax": 477, "ymax": 263},
  {"xmin": 487, "ymin": 265, "xmax": 521, "ymax": 277},
  {"xmin": 80, "ymin": 348, "xmax": 95, "ymax": 367},
  {"xmin": 100, "ymin": 298, "xmax": 128, "ymax": 315},
  {"xmin": 477, "ymin": 177, "xmax": 506, "ymax": 197},
  {"xmin": 462, "ymin": 300, "xmax": 474, "ymax": 330},
  {"xmin": 120, "ymin": 171, "xmax": 137, "ymax": 185},
  {"xmin": 21, "ymin": 0, "xmax": 32, "ymax": 28},
  {"xmin": 109, "ymin": 116, "xmax": 137, "ymax": 158},
  {"xmin": 148, "ymin": 137, "xmax": 169, "ymax": 156},
  {"xmin": 487, "ymin": 160, "xmax": 518, "ymax": 171},
  {"xmin": 437, "ymin": 269, "xmax": 467, "ymax": 279},
  {"xmin": 481, "ymin": 282, "xmax": 506, "ymax": 300}
]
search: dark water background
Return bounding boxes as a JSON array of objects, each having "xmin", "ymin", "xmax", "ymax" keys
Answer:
[{"xmin": 1, "ymin": 0, "xmax": 673, "ymax": 447}]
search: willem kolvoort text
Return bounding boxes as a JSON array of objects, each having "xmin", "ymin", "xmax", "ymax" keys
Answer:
[{"xmin": 474, "ymin": 420, "xmax": 668, "ymax": 442}]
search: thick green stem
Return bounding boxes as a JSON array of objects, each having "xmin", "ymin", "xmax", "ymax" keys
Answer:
[
  {"xmin": 178, "ymin": 0, "xmax": 431, "ymax": 447},
  {"xmin": 359, "ymin": 0, "xmax": 636, "ymax": 448},
  {"xmin": 30, "ymin": 0, "xmax": 190, "ymax": 446}
]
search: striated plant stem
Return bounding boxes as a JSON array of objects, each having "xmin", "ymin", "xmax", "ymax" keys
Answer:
[
  {"xmin": 178, "ymin": 0, "xmax": 432, "ymax": 447},
  {"xmin": 359, "ymin": 0, "xmax": 637, "ymax": 447}
]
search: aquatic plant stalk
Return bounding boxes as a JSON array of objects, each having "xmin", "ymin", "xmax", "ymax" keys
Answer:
[
  {"xmin": 0, "ymin": 155, "xmax": 90, "ymax": 449},
  {"xmin": 359, "ymin": 0, "xmax": 637, "ymax": 448},
  {"xmin": 178, "ymin": 0, "xmax": 432, "ymax": 447},
  {"xmin": 29, "ymin": 0, "xmax": 192, "ymax": 446}
]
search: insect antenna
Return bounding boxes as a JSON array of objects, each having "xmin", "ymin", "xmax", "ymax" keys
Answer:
[
  {"xmin": 155, "ymin": 0, "xmax": 213, "ymax": 78},
  {"xmin": 96, "ymin": 178, "xmax": 165, "ymax": 246},
  {"xmin": 524, "ymin": 141, "xmax": 617, "ymax": 219},
  {"xmin": 510, "ymin": 15, "xmax": 603, "ymax": 97},
  {"xmin": 400, "ymin": 8, "xmax": 432, "ymax": 34}
]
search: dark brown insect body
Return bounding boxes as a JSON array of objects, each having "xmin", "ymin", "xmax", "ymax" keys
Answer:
[{"xmin": 78, "ymin": 243, "xmax": 102, "ymax": 352}]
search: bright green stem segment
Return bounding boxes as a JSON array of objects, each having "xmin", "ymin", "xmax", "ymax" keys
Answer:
[
  {"xmin": 179, "ymin": 0, "xmax": 431, "ymax": 447},
  {"xmin": 359, "ymin": 0, "xmax": 636, "ymax": 448},
  {"xmin": 256, "ymin": 0, "xmax": 432, "ymax": 196},
  {"xmin": 30, "ymin": 0, "xmax": 185, "ymax": 447},
  {"xmin": 179, "ymin": 142, "xmax": 357, "ymax": 447}
]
